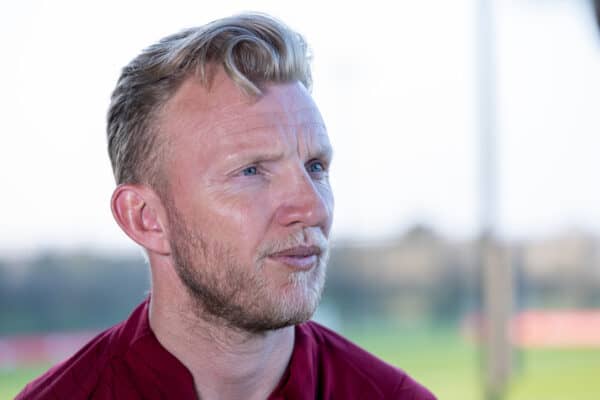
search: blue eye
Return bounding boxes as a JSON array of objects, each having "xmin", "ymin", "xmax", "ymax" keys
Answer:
[
  {"xmin": 308, "ymin": 161, "xmax": 325, "ymax": 173},
  {"xmin": 242, "ymin": 166, "xmax": 258, "ymax": 176}
]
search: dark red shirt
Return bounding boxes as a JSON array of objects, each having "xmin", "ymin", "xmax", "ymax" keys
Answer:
[{"xmin": 17, "ymin": 299, "xmax": 436, "ymax": 399}]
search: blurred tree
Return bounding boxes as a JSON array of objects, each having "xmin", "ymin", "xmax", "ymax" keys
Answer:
[{"xmin": 0, "ymin": 252, "xmax": 149, "ymax": 335}]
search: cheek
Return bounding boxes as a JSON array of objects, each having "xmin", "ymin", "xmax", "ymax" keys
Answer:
[
  {"xmin": 208, "ymin": 186, "xmax": 271, "ymax": 224},
  {"xmin": 204, "ymin": 190, "xmax": 274, "ymax": 249},
  {"xmin": 323, "ymin": 185, "xmax": 334, "ymax": 211},
  {"xmin": 318, "ymin": 183, "xmax": 335, "ymax": 222}
]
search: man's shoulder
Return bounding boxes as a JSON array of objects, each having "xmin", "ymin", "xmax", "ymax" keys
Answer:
[
  {"xmin": 298, "ymin": 321, "xmax": 437, "ymax": 399},
  {"xmin": 16, "ymin": 327, "xmax": 119, "ymax": 399},
  {"xmin": 16, "ymin": 300, "xmax": 150, "ymax": 400}
]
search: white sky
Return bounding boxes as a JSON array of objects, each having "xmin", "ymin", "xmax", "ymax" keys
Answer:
[{"xmin": 1, "ymin": 0, "xmax": 599, "ymax": 253}]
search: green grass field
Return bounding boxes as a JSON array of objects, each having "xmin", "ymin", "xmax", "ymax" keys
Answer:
[
  {"xmin": 1, "ymin": 326, "xmax": 599, "ymax": 400},
  {"xmin": 0, "ymin": 365, "xmax": 49, "ymax": 400},
  {"xmin": 345, "ymin": 324, "xmax": 600, "ymax": 400}
]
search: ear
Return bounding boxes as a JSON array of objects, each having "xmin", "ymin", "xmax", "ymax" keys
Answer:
[{"xmin": 111, "ymin": 184, "xmax": 171, "ymax": 255}]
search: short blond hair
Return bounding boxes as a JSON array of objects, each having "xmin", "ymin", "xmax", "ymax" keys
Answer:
[{"xmin": 107, "ymin": 13, "xmax": 312, "ymax": 186}]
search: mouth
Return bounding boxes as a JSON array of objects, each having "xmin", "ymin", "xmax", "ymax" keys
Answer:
[{"xmin": 268, "ymin": 246, "xmax": 322, "ymax": 270}]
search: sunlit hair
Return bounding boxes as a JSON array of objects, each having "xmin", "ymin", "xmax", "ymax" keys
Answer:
[{"xmin": 107, "ymin": 12, "xmax": 312, "ymax": 186}]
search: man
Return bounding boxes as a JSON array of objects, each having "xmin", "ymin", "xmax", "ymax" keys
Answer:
[{"xmin": 18, "ymin": 13, "xmax": 436, "ymax": 399}]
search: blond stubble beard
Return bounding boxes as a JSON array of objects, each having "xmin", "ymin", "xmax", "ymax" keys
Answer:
[{"xmin": 166, "ymin": 205, "xmax": 329, "ymax": 333}]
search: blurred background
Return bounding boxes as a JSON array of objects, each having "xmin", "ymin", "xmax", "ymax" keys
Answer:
[{"xmin": 1, "ymin": 0, "xmax": 600, "ymax": 399}]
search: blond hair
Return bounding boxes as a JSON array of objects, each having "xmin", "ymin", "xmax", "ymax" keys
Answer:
[{"xmin": 107, "ymin": 13, "xmax": 312, "ymax": 186}]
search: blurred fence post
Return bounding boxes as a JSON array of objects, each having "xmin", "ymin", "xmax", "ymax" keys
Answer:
[
  {"xmin": 481, "ymin": 237, "xmax": 513, "ymax": 400},
  {"xmin": 476, "ymin": 0, "xmax": 513, "ymax": 398}
]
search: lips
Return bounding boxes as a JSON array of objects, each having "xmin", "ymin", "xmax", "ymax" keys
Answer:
[
  {"xmin": 268, "ymin": 246, "xmax": 322, "ymax": 270},
  {"xmin": 271, "ymin": 246, "xmax": 322, "ymax": 258}
]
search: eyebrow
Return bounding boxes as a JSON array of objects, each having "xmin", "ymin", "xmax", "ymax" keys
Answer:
[
  {"xmin": 223, "ymin": 141, "xmax": 333, "ymax": 171},
  {"xmin": 310, "ymin": 145, "xmax": 334, "ymax": 162}
]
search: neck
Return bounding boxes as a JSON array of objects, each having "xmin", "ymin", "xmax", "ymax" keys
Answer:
[{"xmin": 148, "ymin": 276, "xmax": 294, "ymax": 400}]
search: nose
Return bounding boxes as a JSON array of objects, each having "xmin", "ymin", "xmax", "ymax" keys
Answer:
[{"xmin": 273, "ymin": 168, "xmax": 332, "ymax": 231}]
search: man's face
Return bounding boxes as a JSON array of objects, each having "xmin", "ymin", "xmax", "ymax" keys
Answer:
[{"xmin": 158, "ymin": 70, "xmax": 334, "ymax": 332}]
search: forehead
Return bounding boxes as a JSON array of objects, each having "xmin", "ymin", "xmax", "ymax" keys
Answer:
[{"xmin": 160, "ymin": 70, "xmax": 328, "ymax": 151}]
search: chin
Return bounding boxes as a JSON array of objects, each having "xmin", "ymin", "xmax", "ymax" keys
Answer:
[
  {"xmin": 242, "ymin": 278, "xmax": 324, "ymax": 333},
  {"xmin": 278, "ymin": 275, "xmax": 324, "ymax": 323}
]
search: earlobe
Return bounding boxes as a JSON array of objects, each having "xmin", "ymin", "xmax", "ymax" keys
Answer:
[{"xmin": 111, "ymin": 184, "xmax": 171, "ymax": 255}]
